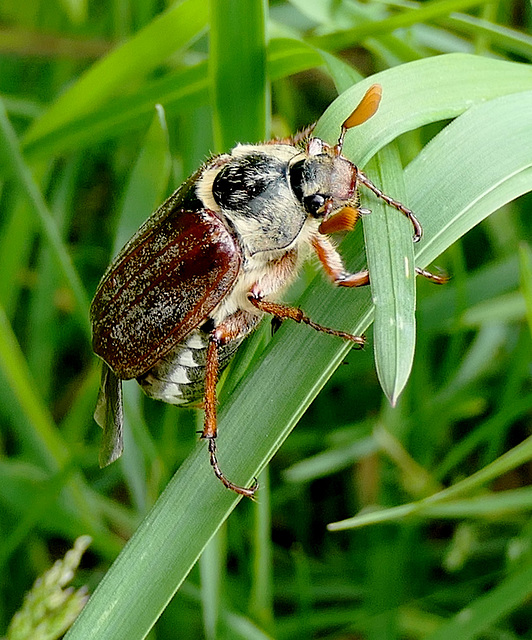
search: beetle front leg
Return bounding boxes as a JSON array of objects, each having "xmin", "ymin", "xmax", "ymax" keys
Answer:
[
  {"xmin": 312, "ymin": 234, "xmax": 370, "ymax": 287},
  {"xmin": 201, "ymin": 321, "xmax": 259, "ymax": 498},
  {"xmin": 356, "ymin": 169, "xmax": 423, "ymax": 242},
  {"xmin": 312, "ymin": 235, "xmax": 448, "ymax": 286}
]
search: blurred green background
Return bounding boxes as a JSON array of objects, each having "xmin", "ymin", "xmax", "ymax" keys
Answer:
[{"xmin": 1, "ymin": 0, "xmax": 532, "ymax": 638}]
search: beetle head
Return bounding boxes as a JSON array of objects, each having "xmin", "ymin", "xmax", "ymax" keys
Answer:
[
  {"xmin": 288, "ymin": 83, "xmax": 383, "ymax": 224},
  {"xmin": 288, "ymin": 141, "xmax": 358, "ymax": 220}
]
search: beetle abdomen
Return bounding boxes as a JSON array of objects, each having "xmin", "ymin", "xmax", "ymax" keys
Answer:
[{"xmin": 137, "ymin": 328, "xmax": 245, "ymax": 405}]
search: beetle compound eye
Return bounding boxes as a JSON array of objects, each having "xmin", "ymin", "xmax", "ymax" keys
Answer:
[
  {"xmin": 303, "ymin": 194, "xmax": 326, "ymax": 216},
  {"xmin": 289, "ymin": 158, "xmax": 305, "ymax": 204},
  {"xmin": 290, "ymin": 158, "xmax": 329, "ymax": 216}
]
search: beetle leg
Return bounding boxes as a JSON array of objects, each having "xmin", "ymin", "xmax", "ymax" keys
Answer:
[
  {"xmin": 248, "ymin": 293, "xmax": 365, "ymax": 347},
  {"xmin": 415, "ymin": 266, "xmax": 449, "ymax": 284},
  {"xmin": 318, "ymin": 206, "xmax": 360, "ymax": 235},
  {"xmin": 312, "ymin": 235, "xmax": 370, "ymax": 287},
  {"xmin": 201, "ymin": 327, "xmax": 258, "ymax": 498},
  {"xmin": 313, "ymin": 235, "xmax": 448, "ymax": 287},
  {"xmin": 202, "ymin": 337, "xmax": 218, "ymax": 440},
  {"xmin": 247, "ymin": 252, "xmax": 364, "ymax": 345},
  {"xmin": 355, "ymin": 169, "xmax": 423, "ymax": 242}
]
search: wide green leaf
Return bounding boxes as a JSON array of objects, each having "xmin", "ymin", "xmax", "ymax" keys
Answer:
[{"xmin": 362, "ymin": 147, "xmax": 417, "ymax": 405}]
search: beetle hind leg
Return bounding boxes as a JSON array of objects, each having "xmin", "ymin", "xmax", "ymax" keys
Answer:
[
  {"xmin": 201, "ymin": 331, "xmax": 259, "ymax": 498},
  {"xmin": 207, "ymin": 437, "xmax": 259, "ymax": 498}
]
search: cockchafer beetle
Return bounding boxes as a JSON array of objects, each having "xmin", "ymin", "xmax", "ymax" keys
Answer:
[{"xmin": 91, "ymin": 84, "xmax": 445, "ymax": 497}]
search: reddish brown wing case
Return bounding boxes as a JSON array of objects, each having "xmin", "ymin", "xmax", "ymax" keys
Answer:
[{"xmin": 90, "ymin": 177, "xmax": 242, "ymax": 380}]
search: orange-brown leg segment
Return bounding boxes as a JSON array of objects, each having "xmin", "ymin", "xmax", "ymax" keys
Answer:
[
  {"xmin": 318, "ymin": 206, "xmax": 360, "ymax": 235},
  {"xmin": 313, "ymin": 235, "xmax": 447, "ymax": 287},
  {"xmin": 202, "ymin": 334, "xmax": 258, "ymax": 498},
  {"xmin": 312, "ymin": 235, "xmax": 370, "ymax": 288},
  {"xmin": 415, "ymin": 266, "xmax": 449, "ymax": 284},
  {"xmin": 248, "ymin": 294, "xmax": 365, "ymax": 347}
]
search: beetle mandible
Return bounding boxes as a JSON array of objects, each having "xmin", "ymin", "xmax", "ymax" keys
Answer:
[{"xmin": 91, "ymin": 84, "xmax": 444, "ymax": 497}]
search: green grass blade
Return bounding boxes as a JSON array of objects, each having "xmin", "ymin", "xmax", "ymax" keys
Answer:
[
  {"xmin": 329, "ymin": 421, "xmax": 532, "ymax": 530},
  {"xmin": 317, "ymin": 48, "xmax": 363, "ymax": 91},
  {"xmin": 63, "ymin": 442, "xmax": 252, "ymax": 640},
  {"xmin": 425, "ymin": 559, "xmax": 532, "ymax": 640},
  {"xmin": 408, "ymin": 91, "xmax": 532, "ymax": 268},
  {"xmin": 0, "ymin": 303, "xmax": 68, "ymax": 471},
  {"xmin": 420, "ymin": 486, "xmax": 532, "ymax": 518},
  {"xmin": 199, "ymin": 527, "xmax": 225, "ymax": 639},
  {"xmin": 20, "ymin": 37, "xmax": 319, "ymax": 161},
  {"xmin": 26, "ymin": 159, "xmax": 78, "ymax": 399},
  {"xmin": 313, "ymin": 54, "xmax": 532, "ymax": 165},
  {"xmin": 22, "ymin": 0, "xmax": 208, "ymax": 148},
  {"xmin": 210, "ymin": 0, "xmax": 268, "ymax": 150},
  {"xmin": 519, "ymin": 242, "xmax": 532, "ymax": 338},
  {"xmin": 249, "ymin": 469, "xmax": 274, "ymax": 630},
  {"xmin": 21, "ymin": 62, "xmax": 210, "ymax": 160},
  {"xmin": 363, "ymin": 146, "xmax": 417, "ymax": 405},
  {"xmin": 268, "ymin": 36, "xmax": 324, "ymax": 78},
  {"xmin": 283, "ymin": 435, "xmax": 377, "ymax": 483},
  {"xmin": 0, "ymin": 193, "xmax": 37, "ymax": 317},
  {"xmin": 0, "ymin": 302, "xmax": 124, "ymax": 551},
  {"xmin": 309, "ymin": 0, "xmax": 487, "ymax": 50},
  {"xmin": 0, "ymin": 99, "xmax": 91, "ymax": 335},
  {"xmin": 444, "ymin": 13, "xmax": 532, "ymax": 59},
  {"xmin": 113, "ymin": 105, "xmax": 172, "ymax": 253}
]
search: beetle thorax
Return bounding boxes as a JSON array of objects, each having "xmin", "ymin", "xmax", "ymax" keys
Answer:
[
  {"xmin": 197, "ymin": 144, "xmax": 308, "ymax": 257},
  {"xmin": 194, "ymin": 139, "xmax": 359, "ymax": 326},
  {"xmin": 209, "ymin": 216, "xmax": 319, "ymax": 326}
]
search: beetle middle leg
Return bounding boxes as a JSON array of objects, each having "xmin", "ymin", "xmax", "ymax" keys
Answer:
[
  {"xmin": 248, "ymin": 294, "xmax": 365, "ymax": 347},
  {"xmin": 248, "ymin": 250, "xmax": 365, "ymax": 345}
]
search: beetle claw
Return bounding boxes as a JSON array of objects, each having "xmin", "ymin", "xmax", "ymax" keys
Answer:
[{"xmin": 207, "ymin": 437, "xmax": 258, "ymax": 498}]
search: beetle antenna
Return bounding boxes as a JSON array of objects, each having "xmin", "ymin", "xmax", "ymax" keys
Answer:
[
  {"xmin": 336, "ymin": 84, "xmax": 382, "ymax": 154},
  {"xmin": 357, "ymin": 169, "xmax": 423, "ymax": 242}
]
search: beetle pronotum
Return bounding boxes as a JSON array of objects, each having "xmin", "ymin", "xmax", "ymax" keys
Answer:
[{"xmin": 91, "ymin": 84, "xmax": 445, "ymax": 497}]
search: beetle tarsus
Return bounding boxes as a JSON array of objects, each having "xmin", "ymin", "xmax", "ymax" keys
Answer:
[
  {"xmin": 207, "ymin": 437, "xmax": 259, "ymax": 498},
  {"xmin": 415, "ymin": 266, "xmax": 449, "ymax": 284},
  {"xmin": 302, "ymin": 318, "xmax": 365, "ymax": 348}
]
